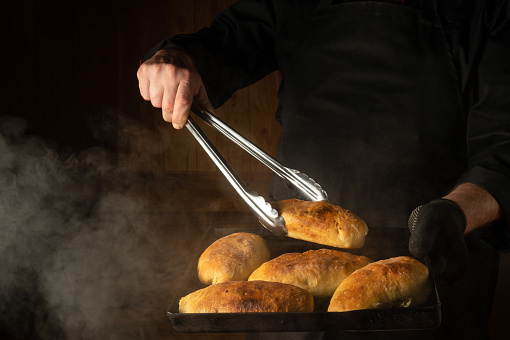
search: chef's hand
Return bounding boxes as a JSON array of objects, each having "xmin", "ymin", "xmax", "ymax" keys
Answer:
[
  {"xmin": 137, "ymin": 48, "xmax": 214, "ymax": 129},
  {"xmin": 408, "ymin": 199, "xmax": 469, "ymax": 283}
]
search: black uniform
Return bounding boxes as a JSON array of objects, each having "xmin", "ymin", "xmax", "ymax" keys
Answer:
[{"xmin": 143, "ymin": 0, "xmax": 510, "ymax": 338}]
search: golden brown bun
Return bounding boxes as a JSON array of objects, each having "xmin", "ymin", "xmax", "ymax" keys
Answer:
[
  {"xmin": 248, "ymin": 249, "xmax": 373, "ymax": 297},
  {"xmin": 328, "ymin": 256, "xmax": 430, "ymax": 312},
  {"xmin": 179, "ymin": 280, "xmax": 314, "ymax": 313},
  {"xmin": 198, "ymin": 232, "xmax": 270, "ymax": 285},
  {"xmin": 272, "ymin": 199, "xmax": 368, "ymax": 248}
]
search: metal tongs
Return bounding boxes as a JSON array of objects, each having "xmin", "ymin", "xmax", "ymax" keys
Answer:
[{"xmin": 185, "ymin": 102, "xmax": 328, "ymax": 236}]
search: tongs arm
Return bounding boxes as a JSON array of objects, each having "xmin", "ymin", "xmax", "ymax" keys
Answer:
[
  {"xmin": 185, "ymin": 116, "xmax": 287, "ymax": 236},
  {"xmin": 190, "ymin": 102, "xmax": 328, "ymax": 202}
]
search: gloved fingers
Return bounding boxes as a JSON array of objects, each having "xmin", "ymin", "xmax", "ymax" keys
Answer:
[
  {"xmin": 427, "ymin": 239, "xmax": 470, "ymax": 284},
  {"xmin": 408, "ymin": 205, "xmax": 439, "ymax": 258},
  {"xmin": 408, "ymin": 199, "xmax": 470, "ymax": 284}
]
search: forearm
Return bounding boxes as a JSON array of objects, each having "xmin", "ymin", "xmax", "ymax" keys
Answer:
[
  {"xmin": 443, "ymin": 183, "xmax": 505, "ymax": 234},
  {"xmin": 455, "ymin": 2, "xmax": 510, "ymax": 234}
]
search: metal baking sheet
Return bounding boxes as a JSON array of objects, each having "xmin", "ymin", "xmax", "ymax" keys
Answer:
[{"xmin": 167, "ymin": 227, "xmax": 441, "ymax": 333}]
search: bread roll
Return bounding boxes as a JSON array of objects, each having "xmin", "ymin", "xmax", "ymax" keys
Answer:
[
  {"xmin": 249, "ymin": 249, "xmax": 373, "ymax": 297},
  {"xmin": 198, "ymin": 232, "xmax": 270, "ymax": 285},
  {"xmin": 271, "ymin": 199, "xmax": 368, "ymax": 248},
  {"xmin": 328, "ymin": 256, "xmax": 430, "ymax": 312},
  {"xmin": 179, "ymin": 280, "xmax": 314, "ymax": 313}
]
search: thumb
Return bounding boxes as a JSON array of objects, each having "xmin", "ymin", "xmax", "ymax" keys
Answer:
[{"xmin": 408, "ymin": 205, "xmax": 439, "ymax": 258}]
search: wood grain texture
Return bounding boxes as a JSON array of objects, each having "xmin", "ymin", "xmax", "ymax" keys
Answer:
[
  {"xmin": 157, "ymin": 0, "xmax": 199, "ymax": 172},
  {"xmin": 118, "ymin": 0, "xmax": 158, "ymax": 171},
  {"xmin": 248, "ymin": 72, "xmax": 282, "ymax": 172},
  {"xmin": 123, "ymin": 0, "xmax": 281, "ymax": 173},
  {"xmin": 193, "ymin": 0, "xmax": 240, "ymax": 172},
  {"xmin": 3, "ymin": 0, "xmax": 118, "ymax": 151}
]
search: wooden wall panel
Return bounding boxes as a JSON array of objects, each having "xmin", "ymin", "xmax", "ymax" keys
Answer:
[
  {"xmin": 4, "ymin": 0, "xmax": 118, "ymax": 151},
  {"xmin": 248, "ymin": 72, "xmax": 282, "ymax": 172},
  {"xmin": 155, "ymin": 1, "xmax": 199, "ymax": 172},
  {"xmin": 190, "ymin": 0, "xmax": 281, "ymax": 174},
  {"xmin": 118, "ymin": 0, "xmax": 160, "ymax": 171},
  {"xmin": 191, "ymin": 0, "xmax": 235, "ymax": 172},
  {"xmin": 122, "ymin": 0, "xmax": 281, "ymax": 173},
  {"xmin": 117, "ymin": 0, "xmax": 196, "ymax": 172},
  {"xmin": 2, "ymin": 1, "xmax": 35, "ymax": 130}
]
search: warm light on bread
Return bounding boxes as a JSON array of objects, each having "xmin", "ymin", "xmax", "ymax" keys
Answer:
[
  {"xmin": 328, "ymin": 256, "xmax": 430, "ymax": 312},
  {"xmin": 248, "ymin": 249, "xmax": 373, "ymax": 297},
  {"xmin": 272, "ymin": 199, "xmax": 368, "ymax": 248},
  {"xmin": 197, "ymin": 232, "xmax": 270, "ymax": 285},
  {"xmin": 179, "ymin": 280, "xmax": 314, "ymax": 313}
]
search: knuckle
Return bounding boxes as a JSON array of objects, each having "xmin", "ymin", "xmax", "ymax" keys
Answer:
[
  {"xmin": 162, "ymin": 114, "xmax": 172, "ymax": 123},
  {"xmin": 161, "ymin": 63, "xmax": 179, "ymax": 75},
  {"xmin": 180, "ymin": 68, "xmax": 192, "ymax": 79},
  {"xmin": 175, "ymin": 92, "xmax": 192, "ymax": 106},
  {"xmin": 162, "ymin": 103, "xmax": 173, "ymax": 112},
  {"xmin": 151, "ymin": 98, "xmax": 162, "ymax": 108}
]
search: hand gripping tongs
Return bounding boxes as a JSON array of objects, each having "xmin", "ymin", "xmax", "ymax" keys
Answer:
[{"xmin": 185, "ymin": 102, "xmax": 328, "ymax": 236}]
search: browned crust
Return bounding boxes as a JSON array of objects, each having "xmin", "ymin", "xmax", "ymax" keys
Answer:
[
  {"xmin": 271, "ymin": 199, "xmax": 368, "ymax": 248},
  {"xmin": 249, "ymin": 249, "xmax": 373, "ymax": 297},
  {"xmin": 328, "ymin": 256, "xmax": 430, "ymax": 312},
  {"xmin": 179, "ymin": 280, "xmax": 314, "ymax": 313},
  {"xmin": 198, "ymin": 232, "xmax": 270, "ymax": 285}
]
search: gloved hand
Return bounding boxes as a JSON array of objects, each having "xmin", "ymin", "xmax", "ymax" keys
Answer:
[{"xmin": 408, "ymin": 199, "xmax": 469, "ymax": 283}]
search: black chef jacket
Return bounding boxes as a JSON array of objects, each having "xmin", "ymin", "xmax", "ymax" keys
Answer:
[
  {"xmin": 142, "ymin": 1, "xmax": 510, "ymax": 338},
  {"xmin": 143, "ymin": 0, "xmax": 510, "ymax": 237}
]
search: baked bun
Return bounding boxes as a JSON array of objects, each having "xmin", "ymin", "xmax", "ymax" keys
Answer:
[
  {"xmin": 272, "ymin": 199, "xmax": 368, "ymax": 248},
  {"xmin": 198, "ymin": 232, "xmax": 270, "ymax": 285},
  {"xmin": 179, "ymin": 280, "xmax": 314, "ymax": 313},
  {"xmin": 248, "ymin": 249, "xmax": 373, "ymax": 297},
  {"xmin": 328, "ymin": 256, "xmax": 430, "ymax": 312}
]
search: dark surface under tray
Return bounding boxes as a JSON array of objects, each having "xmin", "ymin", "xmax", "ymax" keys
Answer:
[{"xmin": 168, "ymin": 227, "xmax": 441, "ymax": 333}]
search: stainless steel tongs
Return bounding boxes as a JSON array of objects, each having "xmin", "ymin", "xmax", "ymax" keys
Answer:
[{"xmin": 185, "ymin": 102, "xmax": 328, "ymax": 236}]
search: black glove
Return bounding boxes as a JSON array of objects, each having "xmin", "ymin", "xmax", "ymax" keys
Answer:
[{"xmin": 408, "ymin": 199, "xmax": 469, "ymax": 283}]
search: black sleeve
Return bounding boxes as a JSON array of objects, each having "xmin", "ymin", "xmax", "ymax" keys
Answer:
[
  {"xmin": 142, "ymin": 0, "xmax": 279, "ymax": 108},
  {"xmin": 459, "ymin": 0, "xmax": 510, "ymax": 225}
]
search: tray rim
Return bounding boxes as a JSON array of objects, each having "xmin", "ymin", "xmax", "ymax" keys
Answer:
[{"xmin": 167, "ymin": 227, "xmax": 441, "ymax": 333}]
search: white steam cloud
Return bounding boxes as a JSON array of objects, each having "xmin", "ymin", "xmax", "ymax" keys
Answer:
[{"xmin": 0, "ymin": 115, "xmax": 213, "ymax": 339}]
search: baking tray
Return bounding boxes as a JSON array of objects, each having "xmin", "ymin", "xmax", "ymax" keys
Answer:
[{"xmin": 167, "ymin": 227, "xmax": 441, "ymax": 332}]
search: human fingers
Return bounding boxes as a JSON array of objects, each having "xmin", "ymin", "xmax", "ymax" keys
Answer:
[
  {"xmin": 172, "ymin": 75, "xmax": 214, "ymax": 129},
  {"xmin": 172, "ymin": 75, "xmax": 194, "ymax": 129},
  {"xmin": 161, "ymin": 86, "xmax": 177, "ymax": 123},
  {"xmin": 146, "ymin": 63, "xmax": 180, "ymax": 116},
  {"xmin": 195, "ymin": 82, "xmax": 215, "ymax": 113},
  {"xmin": 137, "ymin": 65, "xmax": 151, "ymax": 101},
  {"xmin": 148, "ymin": 78, "xmax": 165, "ymax": 110},
  {"xmin": 408, "ymin": 204, "xmax": 440, "ymax": 258}
]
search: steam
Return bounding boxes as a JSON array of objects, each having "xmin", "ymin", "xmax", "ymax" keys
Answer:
[{"xmin": 0, "ymin": 115, "xmax": 204, "ymax": 339}]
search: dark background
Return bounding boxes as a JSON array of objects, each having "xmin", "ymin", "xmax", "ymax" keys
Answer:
[
  {"xmin": 0, "ymin": 1, "xmax": 508, "ymax": 339},
  {"xmin": 1, "ymin": 0, "xmax": 281, "ymax": 172},
  {"xmin": 2, "ymin": 0, "xmax": 122, "ymax": 151},
  {"xmin": 0, "ymin": 1, "xmax": 274, "ymax": 339}
]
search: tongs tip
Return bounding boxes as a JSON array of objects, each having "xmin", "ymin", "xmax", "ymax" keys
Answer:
[
  {"xmin": 250, "ymin": 192, "xmax": 288, "ymax": 236},
  {"xmin": 188, "ymin": 101, "xmax": 326, "ymax": 237},
  {"xmin": 286, "ymin": 169, "xmax": 328, "ymax": 202}
]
